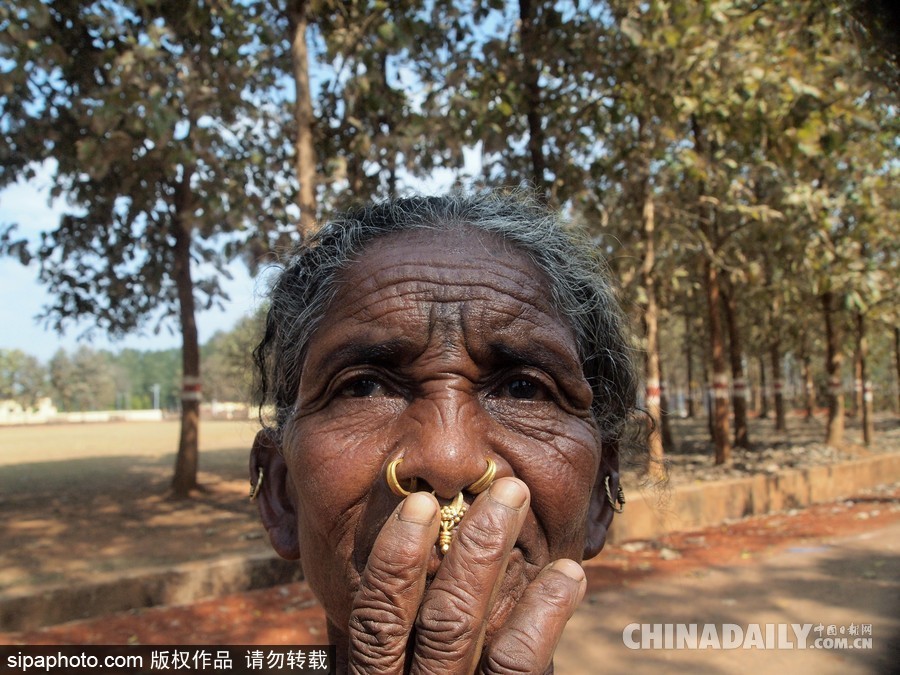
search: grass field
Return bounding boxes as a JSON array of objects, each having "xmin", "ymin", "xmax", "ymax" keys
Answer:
[{"xmin": 0, "ymin": 419, "xmax": 262, "ymax": 466}]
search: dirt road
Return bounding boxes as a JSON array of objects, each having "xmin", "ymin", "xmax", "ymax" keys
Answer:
[
  {"xmin": 4, "ymin": 486, "xmax": 897, "ymax": 675},
  {"xmin": 558, "ymin": 520, "xmax": 899, "ymax": 674}
]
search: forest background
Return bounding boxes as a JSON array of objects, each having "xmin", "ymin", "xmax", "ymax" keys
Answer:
[{"xmin": 0, "ymin": 0, "xmax": 897, "ymax": 495}]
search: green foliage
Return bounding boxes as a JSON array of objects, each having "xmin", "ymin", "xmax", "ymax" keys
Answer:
[
  {"xmin": 45, "ymin": 345, "xmax": 177, "ymax": 411},
  {"xmin": 201, "ymin": 308, "xmax": 266, "ymax": 403},
  {"xmin": 303, "ymin": 0, "xmax": 441, "ymax": 207},
  {"xmin": 0, "ymin": 348, "xmax": 48, "ymax": 408},
  {"xmin": 4, "ymin": 310, "xmax": 260, "ymax": 412},
  {"xmin": 0, "ymin": 0, "xmax": 293, "ymax": 336}
]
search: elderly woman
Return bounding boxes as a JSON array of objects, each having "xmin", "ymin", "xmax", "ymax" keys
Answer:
[{"xmin": 250, "ymin": 194, "xmax": 640, "ymax": 673}]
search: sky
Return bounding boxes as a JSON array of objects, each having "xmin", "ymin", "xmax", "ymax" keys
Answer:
[
  {"xmin": 0, "ymin": 156, "xmax": 479, "ymax": 363},
  {"xmin": 0, "ymin": 172, "xmax": 266, "ymax": 362}
]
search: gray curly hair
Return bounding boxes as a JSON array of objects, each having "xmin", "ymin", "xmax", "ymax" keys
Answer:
[{"xmin": 254, "ymin": 193, "xmax": 641, "ymax": 449}]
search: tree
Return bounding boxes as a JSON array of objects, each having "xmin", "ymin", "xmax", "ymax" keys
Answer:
[
  {"xmin": 47, "ymin": 349, "xmax": 76, "ymax": 412},
  {"xmin": 202, "ymin": 309, "xmax": 266, "ymax": 403},
  {"xmin": 69, "ymin": 346, "xmax": 118, "ymax": 411},
  {"xmin": 115, "ymin": 347, "xmax": 181, "ymax": 409},
  {"xmin": 0, "ymin": 348, "xmax": 47, "ymax": 409},
  {"xmin": 245, "ymin": 0, "xmax": 442, "ymax": 242},
  {"xmin": 1, "ymin": 1, "xmax": 292, "ymax": 496}
]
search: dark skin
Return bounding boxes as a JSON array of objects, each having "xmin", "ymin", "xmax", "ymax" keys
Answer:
[{"xmin": 252, "ymin": 227, "xmax": 620, "ymax": 673}]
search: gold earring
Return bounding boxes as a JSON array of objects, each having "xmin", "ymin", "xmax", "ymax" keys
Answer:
[
  {"xmin": 385, "ymin": 458, "xmax": 418, "ymax": 497},
  {"xmin": 249, "ymin": 468, "xmax": 264, "ymax": 501},
  {"xmin": 467, "ymin": 457, "xmax": 497, "ymax": 494},
  {"xmin": 605, "ymin": 475, "xmax": 625, "ymax": 513}
]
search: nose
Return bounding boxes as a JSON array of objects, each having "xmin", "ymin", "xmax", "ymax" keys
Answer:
[{"xmin": 389, "ymin": 390, "xmax": 495, "ymax": 499}]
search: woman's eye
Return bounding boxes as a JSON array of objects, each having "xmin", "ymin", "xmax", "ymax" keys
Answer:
[
  {"xmin": 497, "ymin": 378, "xmax": 547, "ymax": 400},
  {"xmin": 341, "ymin": 378, "xmax": 389, "ymax": 398}
]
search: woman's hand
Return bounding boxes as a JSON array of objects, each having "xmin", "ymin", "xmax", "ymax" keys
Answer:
[{"xmin": 346, "ymin": 478, "xmax": 587, "ymax": 674}]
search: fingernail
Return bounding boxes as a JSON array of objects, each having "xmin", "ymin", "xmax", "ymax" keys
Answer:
[
  {"xmin": 550, "ymin": 559, "xmax": 586, "ymax": 583},
  {"xmin": 488, "ymin": 478, "xmax": 528, "ymax": 509},
  {"xmin": 398, "ymin": 492, "xmax": 437, "ymax": 524}
]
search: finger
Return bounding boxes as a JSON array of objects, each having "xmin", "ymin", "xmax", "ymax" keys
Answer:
[
  {"xmin": 411, "ymin": 478, "xmax": 530, "ymax": 675},
  {"xmin": 348, "ymin": 492, "xmax": 440, "ymax": 675},
  {"xmin": 479, "ymin": 559, "xmax": 586, "ymax": 675}
]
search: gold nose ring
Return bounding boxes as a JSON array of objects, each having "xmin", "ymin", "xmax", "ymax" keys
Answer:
[
  {"xmin": 467, "ymin": 457, "xmax": 496, "ymax": 494},
  {"xmin": 385, "ymin": 457, "xmax": 417, "ymax": 497},
  {"xmin": 385, "ymin": 457, "xmax": 499, "ymax": 554},
  {"xmin": 384, "ymin": 457, "xmax": 497, "ymax": 498}
]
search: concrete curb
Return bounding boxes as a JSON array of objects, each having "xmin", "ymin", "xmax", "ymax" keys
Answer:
[
  {"xmin": 1, "ymin": 552, "xmax": 302, "ymax": 633},
  {"xmin": 2, "ymin": 453, "xmax": 898, "ymax": 633},
  {"xmin": 608, "ymin": 452, "xmax": 900, "ymax": 544}
]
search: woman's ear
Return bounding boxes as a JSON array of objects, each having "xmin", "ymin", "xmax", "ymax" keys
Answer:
[
  {"xmin": 250, "ymin": 428, "xmax": 301, "ymax": 560},
  {"xmin": 583, "ymin": 447, "xmax": 620, "ymax": 560}
]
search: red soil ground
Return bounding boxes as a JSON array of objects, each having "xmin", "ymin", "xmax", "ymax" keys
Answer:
[{"xmin": 3, "ymin": 484, "xmax": 896, "ymax": 646}]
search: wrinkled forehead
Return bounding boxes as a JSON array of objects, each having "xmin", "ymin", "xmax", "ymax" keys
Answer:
[
  {"xmin": 341, "ymin": 227, "xmax": 555, "ymax": 309},
  {"xmin": 307, "ymin": 225, "xmax": 581, "ymax": 366}
]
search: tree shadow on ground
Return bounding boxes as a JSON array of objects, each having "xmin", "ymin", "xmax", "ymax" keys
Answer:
[
  {"xmin": 0, "ymin": 447, "xmax": 265, "ymax": 593},
  {"xmin": 667, "ymin": 413, "xmax": 898, "ymax": 458}
]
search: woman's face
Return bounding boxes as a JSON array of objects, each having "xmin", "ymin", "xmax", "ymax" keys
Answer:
[{"xmin": 280, "ymin": 226, "xmax": 605, "ymax": 639}]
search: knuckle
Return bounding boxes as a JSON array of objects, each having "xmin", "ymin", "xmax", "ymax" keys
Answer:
[
  {"xmin": 347, "ymin": 545, "xmax": 428, "ymax": 670},
  {"xmin": 481, "ymin": 627, "xmax": 555, "ymax": 675},
  {"xmin": 482, "ymin": 627, "xmax": 548, "ymax": 675},
  {"xmin": 454, "ymin": 516, "xmax": 509, "ymax": 566},
  {"xmin": 365, "ymin": 551, "xmax": 421, "ymax": 598},
  {"xmin": 350, "ymin": 598, "xmax": 408, "ymax": 641},
  {"xmin": 360, "ymin": 530, "xmax": 431, "ymax": 604},
  {"xmin": 413, "ymin": 585, "xmax": 483, "ymax": 667},
  {"xmin": 415, "ymin": 589, "xmax": 477, "ymax": 644},
  {"xmin": 348, "ymin": 602, "xmax": 407, "ymax": 671}
]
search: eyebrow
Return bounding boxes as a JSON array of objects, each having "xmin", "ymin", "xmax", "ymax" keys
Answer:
[
  {"xmin": 319, "ymin": 338, "xmax": 419, "ymax": 373},
  {"xmin": 486, "ymin": 341, "xmax": 579, "ymax": 377}
]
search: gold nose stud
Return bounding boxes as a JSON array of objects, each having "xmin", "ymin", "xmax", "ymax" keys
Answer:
[{"xmin": 438, "ymin": 492, "xmax": 467, "ymax": 554}]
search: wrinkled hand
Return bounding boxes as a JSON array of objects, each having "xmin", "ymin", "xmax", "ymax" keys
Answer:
[{"xmin": 347, "ymin": 478, "xmax": 587, "ymax": 674}]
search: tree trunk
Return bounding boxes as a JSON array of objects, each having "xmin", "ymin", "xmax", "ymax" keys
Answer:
[
  {"xmin": 822, "ymin": 291, "xmax": 845, "ymax": 447},
  {"xmin": 705, "ymin": 363, "xmax": 715, "ymax": 440},
  {"xmin": 895, "ymin": 326, "xmax": 900, "ymax": 415},
  {"xmin": 659, "ymin": 359, "xmax": 675, "ymax": 452},
  {"xmin": 639, "ymin": 172, "xmax": 665, "ymax": 480},
  {"xmin": 856, "ymin": 311, "xmax": 874, "ymax": 445},
  {"xmin": 851, "ymin": 340, "xmax": 862, "ymax": 419},
  {"xmin": 758, "ymin": 355, "xmax": 769, "ymax": 419},
  {"xmin": 771, "ymin": 341, "xmax": 786, "ymax": 432},
  {"xmin": 380, "ymin": 52, "xmax": 398, "ymax": 198},
  {"xmin": 691, "ymin": 115, "xmax": 729, "ymax": 464},
  {"xmin": 684, "ymin": 308, "xmax": 695, "ymax": 418},
  {"xmin": 288, "ymin": 0, "xmax": 318, "ymax": 238},
  {"xmin": 518, "ymin": 0, "xmax": 548, "ymax": 200},
  {"xmin": 705, "ymin": 259, "xmax": 731, "ymax": 464},
  {"xmin": 802, "ymin": 351, "xmax": 815, "ymax": 421},
  {"xmin": 721, "ymin": 277, "xmax": 749, "ymax": 448},
  {"xmin": 171, "ymin": 171, "xmax": 201, "ymax": 499}
]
